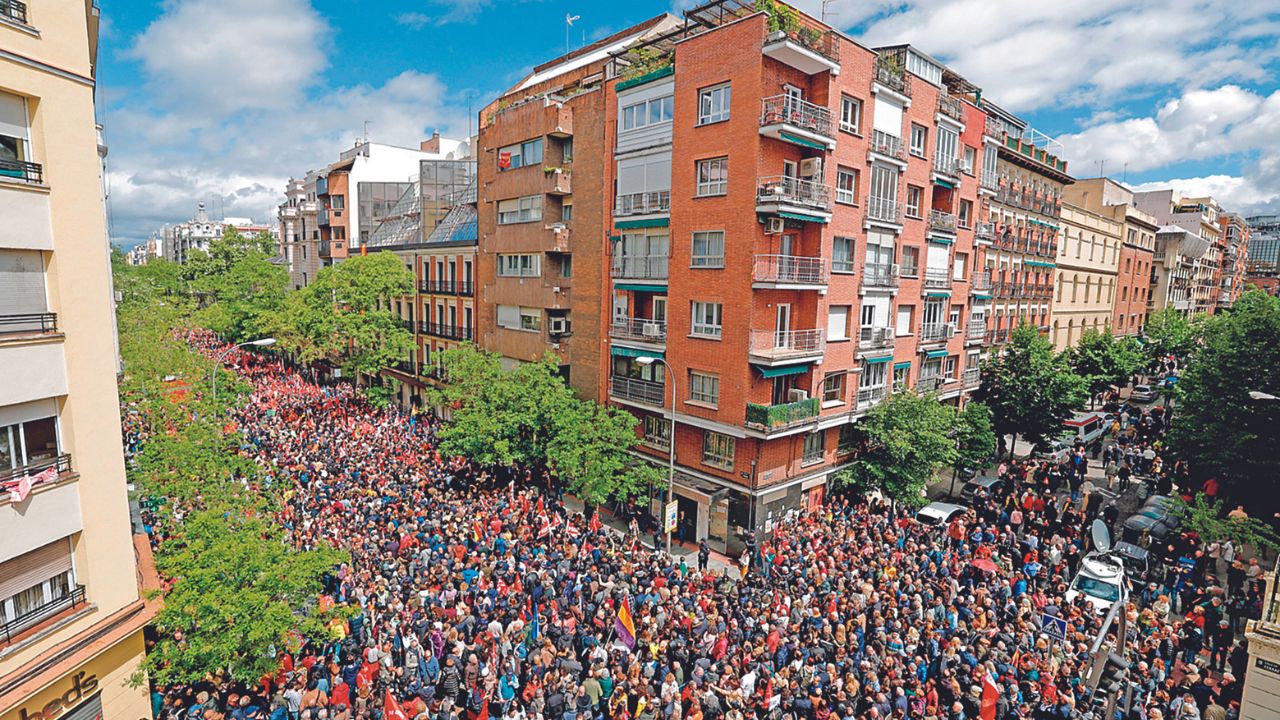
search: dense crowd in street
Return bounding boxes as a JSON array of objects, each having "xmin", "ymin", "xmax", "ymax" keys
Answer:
[{"xmin": 140, "ymin": 332, "xmax": 1268, "ymax": 720}]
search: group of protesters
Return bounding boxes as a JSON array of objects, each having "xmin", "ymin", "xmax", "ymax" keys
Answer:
[{"xmin": 139, "ymin": 332, "xmax": 1266, "ymax": 720}]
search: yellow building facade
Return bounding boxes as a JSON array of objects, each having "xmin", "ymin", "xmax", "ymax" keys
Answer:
[
  {"xmin": 1, "ymin": 3, "xmax": 154, "ymax": 720},
  {"xmin": 1050, "ymin": 203, "xmax": 1123, "ymax": 350}
]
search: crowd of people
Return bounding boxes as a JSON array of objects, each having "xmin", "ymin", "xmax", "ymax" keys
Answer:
[{"xmin": 140, "ymin": 332, "xmax": 1266, "ymax": 720}]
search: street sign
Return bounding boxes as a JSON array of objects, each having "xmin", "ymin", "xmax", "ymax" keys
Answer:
[
  {"xmin": 1042, "ymin": 613, "xmax": 1067, "ymax": 642},
  {"xmin": 665, "ymin": 501, "xmax": 679, "ymax": 533}
]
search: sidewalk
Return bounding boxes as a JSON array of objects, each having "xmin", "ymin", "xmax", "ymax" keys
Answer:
[{"xmin": 560, "ymin": 495, "xmax": 740, "ymax": 578}]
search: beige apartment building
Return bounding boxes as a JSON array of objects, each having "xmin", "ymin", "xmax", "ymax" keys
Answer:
[
  {"xmin": 1050, "ymin": 202, "xmax": 1122, "ymax": 349},
  {"xmin": 1, "ymin": 3, "xmax": 155, "ymax": 720}
]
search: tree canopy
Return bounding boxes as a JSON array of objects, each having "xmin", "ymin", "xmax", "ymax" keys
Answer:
[
  {"xmin": 1142, "ymin": 307, "xmax": 1199, "ymax": 361},
  {"xmin": 833, "ymin": 390, "xmax": 958, "ymax": 506},
  {"xmin": 954, "ymin": 401, "xmax": 997, "ymax": 475},
  {"xmin": 1067, "ymin": 329, "xmax": 1143, "ymax": 406},
  {"xmin": 976, "ymin": 322, "xmax": 1088, "ymax": 454}
]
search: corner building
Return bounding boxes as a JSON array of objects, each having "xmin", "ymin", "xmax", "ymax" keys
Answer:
[{"xmin": 1, "ymin": 2, "xmax": 154, "ymax": 720}]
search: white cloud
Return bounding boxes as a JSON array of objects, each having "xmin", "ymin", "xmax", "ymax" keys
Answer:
[
  {"xmin": 126, "ymin": 0, "xmax": 329, "ymax": 115},
  {"xmin": 395, "ymin": 12, "xmax": 432, "ymax": 29},
  {"xmin": 1130, "ymin": 152, "xmax": 1280, "ymax": 217}
]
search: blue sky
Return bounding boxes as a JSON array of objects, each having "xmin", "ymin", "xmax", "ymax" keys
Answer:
[{"xmin": 100, "ymin": 0, "xmax": 1280, "ymax": 247}]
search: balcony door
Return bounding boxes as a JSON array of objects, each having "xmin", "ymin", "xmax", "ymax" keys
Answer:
[
  {"xmin": 652, "ymin": 296, "xmax": 667, "ymax": 324},
  {"xmin": 612, "ymin": 293, "xmax": 628, "ymax": 325},
  {"xmin": 783, "ymin": 84, "xmax": 803, "ymax": 115},
  {"xmin": 775, "ymin": 303, "xmax": 792, "ymax": 348}
]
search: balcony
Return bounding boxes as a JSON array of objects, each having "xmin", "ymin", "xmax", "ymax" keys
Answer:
[
  {"xmin": 922, "ymin": 268, "xmax": 951, "ymax": 291},
  {"xmin": 933, "ymin": 156, "xmax": 962, "ymax": 178},
  {"xmin": 975, "ymin": 222, "xmax": 995, "ymax": 242},
  {"xmin": 920, "ymin": 323, "xmax": 954, "ymax": 343},
  {"xmin": 745, "ymin": 396, "xmax": 820, "ymax": 432},
  {"xmin": 761, "ymin": 23, "xmax": 840, "ymax": 76},
  {"xmin": 609, "ymin": 376, "xmax": 666, "ymax": 407},
  {"xmin": 419, "ymin": 322, "xmax": 474, "ymax": 341},
  {"xmin": 749, "ymin": 328, "xmax": 825, "ymax": 365},
  {"xmin": 984, "ymin": 117, "xmax": 1005, "ymax": 141},
  {"xmin": 938, "ymin": 95, "xmax": 965, "ymax": 123},
  {"xmin": 927, "ymin": 209, "xmax": 957, "ymax": 234},
  {"xmin": 980, "ymin": 170, "xmax": 1000, "ymax": 193},
  {"xmin": 858, "ymin": 326, "xmax": 894, "ymax": 351},
  {"xmin": 420, "ymin": 281, "xmax": 475, "ymax": 296},
  {"xmin": 610, "ymin": 317, "xmax": 667, "ymax": 345},
  {"xmin": 0, "ymin": 159, "xmax": 43, "ymax": 184},
  {"xmin": 865, "ymin": 195, "xmax": 901, "ymax": 225},
  {"xmin": 614, "ymin": 191, "xmax": 670, "ymax": 217},
  {"xmin": 0, "ymin": 0, "xmax": 27, "ymax": 24},
  {"xmin": 857, "ymin": 385, "xmax": 887, "ymax": 410},
  {"xmin": 610, "ymin": 255, "xmax": 669, "ymax": 281},
  {"xmin": 0, "ymin": 312, "xmax": 57, "ymax": 338},
  {"xmin": 986, "ymin": 327, "xmax": 1012, "ymax": 344},
  {"xmin": 756, "ymin": 175, "xmax": 831, "ymax": 219},
  {"xmin": 868, "ymin": 129, "xmax": 905, "ymax": 163},
  {"xmin": 543, "ymin": 170, "xmax": 572, "ymax": 196},
  {"xmin": 300, "ymin": 200, "xmax": 318, "ymax": 213},
  {"xmin": 874, "ymin": 57, "xmax": 911, "ymax": 97},
  {"xmin": 965, "ymin": 321, "xmax": 986, "ymax": 343},
  {"xmin": 916, "ymin": 375, "xmax": 945, "ymax": 393},
  {"xmin": 1, "ymin": 453, "xmax": 73, "ymax": 491},
  {"xmin": 318, "ymin": 208, "xmax": 330, "ymax": 226},
  {"xmin": 860, "ymin": 262, "xmax": 899, "ymax": 291},
  {"xmin": 752, "ymin": 254, "xmax": 829, "ymax": 289},
  {"xmin": 1, "ymin": 584, "xmax": 86, "ymax": 645},
  {"xmin": 280, "ymin": 206, "xmax": 299, "ymax": 219},
  {"xmin": 759, "ymin": 95, "xmax": 836, "ymax": 150},
  {"xmin": 970, "ymin": 271, "xmax": 992, "ymax": 294}
]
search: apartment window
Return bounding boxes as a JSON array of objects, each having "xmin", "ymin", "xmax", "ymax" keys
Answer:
[
  {"xmin": 498, "ymin": 138, "xmax": 544, "ymax": 171},
  {"xmin": 835, "ymin": 167, "xmax": 859, "ymax": 205},
  {"xmin": 621, "ymin": 95, "xmax": 674, "ymax": 131},
  {"xmin": 519, "ymin": 308, "xmax": 541, "ymax": 331},
  {"xmin": 561, "ymin": 255, "xmax": 573, "ymax": 278},
  {"xmin": 837, "ymin": 424, "xmax": 857, "ymax": 454},
  {"xmin": 695, "ymin": 157, "xmax": 728, "ymax": 196},
  {"xmin": 691, "ymin": 301, "xmax": 723, "ymax": 338},
  {"xmin": 802, "ymin": 431, "xmax": 826, "ymax": 465},
  {"xmin": 959, "ymin": 200, "xmax": 973, "ymax": 228},
  {"xmin": 909, "ymin": 124, "xmax": 928, "ymax": 157},
  {"xmin": 497, "ymin": 195, "xmax": 543, "ymax": 224},
  {"xmin": 333, "ymin": 227, "xmax": 346, "ymax": 240},
  {"xmin": 822, "ymin": 372, "xmax": 846, "ymax": 404},
  {"xmin": 643, "ymin": 415, "xmax": 671, "ymax": 451},
  {"xmin": 832, "ymin": 237, "xmax": 855, "ymax": 273},
  {"xmin": 691, "ymin": 231, "xmax": 725, "ymax": 268},
  {"xmin": 702, "ymin": 431, "xmax": 735, "ymax": 470},
  {"xmin": 953, "ymin": 252, "xmax": 967, "ymax": 281},
  {"xmin": 900, "ymin": 245, "xmax": 920, "ymax": 277},
  {"xmin": 689, "ymin": 371, "xmax": 720, "ymax": 406},
  {"xmin": 562, "ymin": 203, "xmax": 574, "ymax": 221},
  {"xmin": 827, "ymin": 305, "xmax": 850, "ymax": 341},
  {"xmin": 905, "ymin": 186, "xmax": 923, "ymax": 218},
  {"xmin": 892, "ymin": 364, "xmax": 910, "ymax": 391},
  {"xmin": 698, "ymin": 83, "xmax": 732, "ymax": 125},
  {"xmin": 0, "ymin": 539, "xmax": 76, "ymax": 636},
  {"xmin": 0, "ymin": 415, "xmax": 59, "ymax": 471},
  {"xmin": 963, "ymin": 146, "xmax": 977, "ymax": 175},
  {"xmin": 896, "ymin": 305, "xmax": 913, "ymax": 336},
  {"xmin": 0, "ymin": 91, "xmax": 32, "ymax": 166},
  {"xmin": 944, "ymin": 356, "xmax": 958, "ymax": 379},
  {"xmin": 839, "ymin": 95, "xmax": 862, "ymax": 134},
  {"xmin": 331, "ymin": 195, "xmax": 345, "ymax": 210},
  {"xmin": 497, "ymin": 253, "xmax": 540, "ymax": 277},
  {"xmin": 861, "ymin": 361, "xmax": 887, "ymax": 388},
  {"xmin": 562, "ymin": 138, "xmax": 574, "ymax": 163}
]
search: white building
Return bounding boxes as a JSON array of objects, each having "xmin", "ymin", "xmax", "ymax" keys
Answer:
[{"xmin": 160, "ymin": 202, "xmax": 275, "ymax": 264}]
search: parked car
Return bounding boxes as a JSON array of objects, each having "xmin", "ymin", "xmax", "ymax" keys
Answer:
[
  {"xmin": 1066, "ymin": 552, "xmax": 1129, "ymax": 612},
  {"xmin": 960, "ymin": 475, "xmax": 1008, "ymax": 504},
  {"xmin": 915, "ymin": 502, "xmax": 967, "ymax": 526},
  {"xmin": 1130, "ymin": 384, "xmax": 1158, "ymax": 403},
  {"xmin": 1035, "ymin": 438, "xmax": 1074, "ymax": 464},
  {"xmin": 1111, "ymin": 541, "xmax": 1154, "ymax": 582},
  {"xmin": 1120, "ymin": 513, "xmax": 1175, "ymax": 544}
]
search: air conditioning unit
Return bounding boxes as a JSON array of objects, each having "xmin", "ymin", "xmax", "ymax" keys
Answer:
[
  {"xmin": 765, "ymin": 217, "xmax": 785, "ymax": 234},
  {"xmin": 799, "ymin": 158, "xmax": 822, "ymax": 178},
  {"xmin": 787, "ymin": 389, "xmax": 810, "ymax": 403},
  {"xmin": 889, "ymin": 263, "xmax": 901, "ymax": 276},
  {"xmin": 549, "ymin": 317, "xmax": 570, "ymax": 335},
  {"xmin": 945, "ymin": 322, "xmax": 958, "ymax": 337},
  {"xmin": 641, "ymin": 322, "xmax": 663, "ymax": 338},
  {"xmin": 874, "ymin": 327, "xmax": 891, "ymax": 342}
]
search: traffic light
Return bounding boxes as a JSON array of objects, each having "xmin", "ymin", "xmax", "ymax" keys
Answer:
[{"xmin": 1096, "ymin": 652, "xmax": 1131, "ymax": 696}]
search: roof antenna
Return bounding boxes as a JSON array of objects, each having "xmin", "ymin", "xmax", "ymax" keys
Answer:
[
  {"xmin": 363, "ymin": 120, "xmax": 373, "ymax": 144},
  {"xmin": 566, "ymin": 14, "xmax": 580, "ymax": 53},
  {"xmin": 821, "ymin": 0, "xmax": 839, "ymax": 23}
]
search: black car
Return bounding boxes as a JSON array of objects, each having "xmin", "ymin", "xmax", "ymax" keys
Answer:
[
  {"xmin": 1120, "ymin": 513, "xmax": 1175, "ymax": 544},
  {"xmin": 960, "ymin": 475, "xmax": 1007, "ymax": 503}
]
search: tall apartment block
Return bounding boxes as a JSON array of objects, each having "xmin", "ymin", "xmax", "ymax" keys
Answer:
[
  {"xmin": 1217, "ymin": 213, "xmax": 1249, "ymax": 309},
  {"xmin": 1135, "ymin": 190, "xmax": 1224, "ymax": 316},
  {"xmin": 278, "ymin": 173, "xmax": 321, "ymax": 290},
  {"xmin": 477, "ymin": 1, "xmax": 1071, "ymax": 550},
  {"xmin": 1048, "ymin": 202, "xmax": 1121, "ymax": 350},
  {"xmin": 1, "ymin": 2, "xmax": 155, "ymax": 719},
  {"xmin": 1246, "ymin": 216, "xmax": 1280, "ymax": 298}
]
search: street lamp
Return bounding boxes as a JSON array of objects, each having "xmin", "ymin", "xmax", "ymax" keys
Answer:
[
  {"xmin": 636, "ymin": 355, "xmax": 676, "ymax": 556},
  {"xmin": 211, "ymin": 338, "xmax": 276, "ymax": 405}
]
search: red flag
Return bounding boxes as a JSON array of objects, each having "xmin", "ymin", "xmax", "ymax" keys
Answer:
[
  {"xmin": 980, "ymin": 673, "xmax": 999, "ymax": 720},
  {"xmin": 385, "ymin": 690, "xmax": 409, "ymax": 720},
  {"xmin": 535, "ymin": 496, "xmax": 545, "ymax": 515},
  {"xmin": 589, "ymin": 513, "xmax": 602, "ymax": 533}
]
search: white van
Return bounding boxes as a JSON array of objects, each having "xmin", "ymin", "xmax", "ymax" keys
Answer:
[{"xmin": 1063, "ymin": 411, "xmax": 1109, "ymax": 446}]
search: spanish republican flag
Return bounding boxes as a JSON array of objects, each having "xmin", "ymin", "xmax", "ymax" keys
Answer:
[{"xmin": 615, "ymin": 597, "xmax": 637, "ymax": 649}]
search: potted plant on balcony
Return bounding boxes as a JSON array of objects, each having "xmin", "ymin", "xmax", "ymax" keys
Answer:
[{"xmin": 797, "ymin": 27, "xmax": 821, "ymax": 50}]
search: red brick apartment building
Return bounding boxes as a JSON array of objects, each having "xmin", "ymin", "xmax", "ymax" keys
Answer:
[{"xmin": 478, "ymin": 0, "xmax": 1068, "ymax": 552}]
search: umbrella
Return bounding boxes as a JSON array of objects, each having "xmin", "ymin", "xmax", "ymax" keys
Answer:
[{"xmin": 970, "ymin": 558, "xmax": 999, "ymax": 574}]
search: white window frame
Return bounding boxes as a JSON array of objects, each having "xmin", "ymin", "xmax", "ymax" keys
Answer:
[
  {"xmin": 642, "ymin": 415, "xmax": 671, "ymax": 451},
  {"xmin": 802, "ymin": 430, "xmax": 826, "ymax": 465},
  {"xmin": 906, "ymin": 186, "xmax": 923, "ymax": 218},
  {"xmin": 835, "ymin": 167, "xmax": 858, "ymax": 205},
  {"xmin": 690, "ymin": 231, "xmax": 725, "ymax": 268},
  {"xmin": 690, "ymin": 301, "xmax": 723, "ymax": 338},
  {"xmin": 909, "ymin": 124, "xmax": 928, "ymax": 157},
  {"xmin": 832, "ymin": 236, "xmax": 855, "ymax": 274},
  {"xmin": 497, "ymin": 254, "xmax": 541, "ymax": 277},
  {"xmin": 621, "ymin": 95, "xmax": 675, "ymax": 131},
  {"xmin": 689, "ymin": 371, "xmax": 720, "ymax": 406},
  {"xmin": 497, "ymin": 195, "xmax": 543, "ymax": 225},
  {"xmin": 839, "ymin": 95, "xmax": 862, "ymax": 134},
  {"xmin": 827, "ymin": 305, "xmax": 850, "ymax": 340},
  {"xmin": 695, "ymin": 157, "xmax": 728, "ymax": 197},
  {"xmin": 698, "ymin": 83, "xmax": 732, "ymax": 125},
  {"xmin": 498, "ymin": 138, "xmax": 543, "ymax": 171}
]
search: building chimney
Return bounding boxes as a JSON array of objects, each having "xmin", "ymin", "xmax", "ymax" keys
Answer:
[{"xmin": 420, "ymin": 130, "xmax": 441, "ymax": 153}]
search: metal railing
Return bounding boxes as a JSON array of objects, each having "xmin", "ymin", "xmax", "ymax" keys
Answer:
[
  {"xmin": 420, "ymin": 281, "xmax": 475, "ymax": 296},
  {"xmin": 917, "ymin": 375, "xmax": 945, "ymax": 393},
  {"xmin": 756, "ymin": 175, "xmax": 831, "ymax": 211},
  {"xmin": 984, "ymin": 117, "xmax": 1005, "ymax": 141},
  {"xmin": 980, "ymin": 170, "xmax": 1000, "ymax": 192},
  {"xmin": 861, "ymin": 262, "xmax": 898, "ymax": 289},
  {"xmin": 966, "ymin": 322, "xmax": 986, "ymax": 341},
  {"xmin": 920, "ymin": 323, "xmax": 952, "ymax": 342},
  {"xmin": 745, "ymin": 397, "xmax": 820, "ymax": 432},
  {"xmin": 934, "ymin": 156, "xmax": 962, "ymax": 177},
  {"xmin": 923, "ymin": 269, "xmax": 951, "ymax": 290},
  {"xmin": 610, "ymin": 255, "xmax": 669, "ymax": 280},
  {"xmin": 763, "ymin": 22, "xmax": 840, "ymax": 64},
  {"xmin": 609, "ymin": 376, "xmax": 666, "ymax": 406},
  {"xmin": 963, "ymin": 367, "xmax": 981, "ymax": 386},
  {"xmin": 760, "ymin": 95, "xmax": 834, "ymax": 138},
  {"xmin": 419, "ymin": 322, "xmax": 474, "ymax": 341},
  {"xmin": 866, "ymin": 195, "xmax": 901, "ymax": 223},
  {"xmin": 975, "ymin": 222, "xmax": 995, "ymax": 241},
  {"xmin": 0, "ymin": 0, "xmax": 28, "ymax": 24},
  {"xmin": 928, "ymin": 209, "xmax": 957, "ymax": 233},
  {"xmin": 938, "ymin": 95, "xmax": 965, "ymax": 122},
  {"xmin": 614, "ymin": 191, "xmax": 670, "ymax": 216},
  {"xmin": 874, "ymin": 57, "xmax": 911, "ymax": 96},
  {"xmin": 1, "ymin": 585, "xmax": 86, "ymax": 644},
  {"xmin": 0, "ymin": 159, "xmax": 43, "ymax": 184},
  {"xmin": 0, "ymin": 453, "xmax": 72, "ymax": 486},
  {"xmin": 749, "ymin": 328, "xmax": 825, "ymax": 356},
  {"xmin": 610, "ymin": 317, "xmax": 667, "ymax": 343},
  {"xmin": 0, "ymin": 312, "xmax": 57, "ymax": 336},
  {"xmin": 857, "ymin": 385, "xmax": 887, "ymax": 408},
  {"xmin": 970, "ymin": 271, "xmax": 992, "ymax": 293},
  {"xmin": 753, "ymin": 254, "xmax": 829, "ymax": 285},
  {"xmin": 858, "ymin": 326, "xmax": 894, "ymax": 350},
  {"xmin": 869, "ymin": 130, "xmax": 904, "ymax": 160}
]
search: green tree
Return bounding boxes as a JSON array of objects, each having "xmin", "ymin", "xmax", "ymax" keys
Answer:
[
  {"xmin": 1174, "ymin": 493, "xmax": 1280, "ymax": 552},
  {"xmin": 976, "ymin": 322, "xmax": 1088, "ymax": 456},
  {"xmin": 1142, "ymin": 307, "xmax": 1198, "ymax": 362},
  {"xmin": 548, "ymin": 402, "xmax": 663, "ymax": 505},
  {"xmin": 954, "ymin": 401, "xmax": 997, "ymax": 475},
  {"xmin": 183, "ymin": 226, "xmax": 276, "ymax": 283},
  {"xmin": 833, "ymin": 390, "xmax": 957, "ymax": 507},
  {"xmin": 1068, "ymin": 329, "xmax": 1143, "ymax": 407},
  {"xmin": 1168, "ymin": 290, "xmax": 1280, "ymax": 502},
  {"xmin": 194, "ymin": 251, "xmax": 289, "ymax": 343}
]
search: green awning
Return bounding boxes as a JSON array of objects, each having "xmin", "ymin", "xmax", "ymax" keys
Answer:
[
  {"xmin": 865, "ymin": 355, "xmax": 892, "ymax": 364},
  {"xmin": 972, "ymin": 293, "xmax": 993, "ymax": 300},
  {"xmin": 926, "ymin": 291, "xmax": 952, "ymax": 298},
  {"xmin": 924, "ymin": 349, "xmax": 949, "ymax": 358},
  {"xmin": 778, "ymin": 211, "xmax": 829, "ymax": 224},
  {"xmin": 611, "ymin": 345, "xmax": 664, "ymax": 360},
  {"xmin": 928, "ymin": 236, "xmax": 954, "ymax": 245},
  {"xmin": 1025, "ymin": 260, "xmax": 1056, "ymax": 268},
  {"xmin": 616, "ymin": 218, "xmax": 669, "ymax": 230},
  {"xmin": 752, "ymin": 363, "xmax": 809, "ymax": 378},
  {"xmin": 934, "ymin": 178, "xmax": 956, "ymax": 189},
  {"xmin": 615, "ymin": 64, "xmax": 674, "ymax": 91},
  {"xmin": 614, "ymin": 283, "xmax": 667, "ymax": 292},
  {"xmin": 778, "ymin": 131, "xmax": 828, "ymax": 150},
  {"xmin": 893, "ymin": 361, "xmax": 912, "ymax": 369}
]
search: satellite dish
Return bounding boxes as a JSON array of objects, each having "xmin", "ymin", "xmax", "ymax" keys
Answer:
[{"xmin": 1091, "ymin": 519, "xmax": 1112, "ymax": 553}]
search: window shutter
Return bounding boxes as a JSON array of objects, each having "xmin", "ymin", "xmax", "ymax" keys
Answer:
[{"xmin": 0, "ymin": 538, "xmax": 72, "ymax": 599}]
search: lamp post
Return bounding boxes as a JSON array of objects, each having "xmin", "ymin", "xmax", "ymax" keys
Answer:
[
  {"xmin": 211, "ymin": 338, "xmax": 276, "ymax": 406},
  {"xmin": 636, "ymin": 356, "xmax": 676, "ymax": 556}
]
